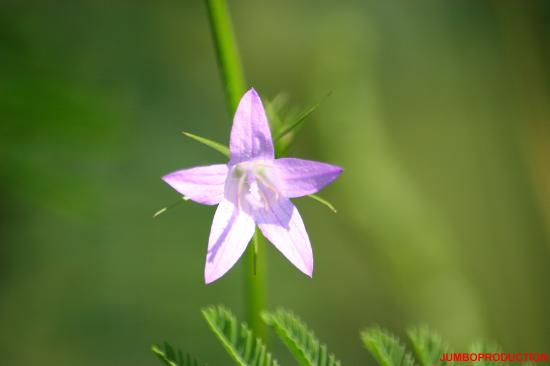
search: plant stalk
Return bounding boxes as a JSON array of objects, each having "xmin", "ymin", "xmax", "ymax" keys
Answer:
[
  {"xmin": 244, "ymin": 229, "xmax": 266, "ymax": 337},
  {"xmin": 205, "ymin": 0, "xmax": 246, "ymax": 116},
  {"xmin": 205, "ymin": 0, "xmax": 266, "ymax": 338}
]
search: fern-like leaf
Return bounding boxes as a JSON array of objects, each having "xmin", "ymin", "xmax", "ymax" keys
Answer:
[
  {"xmin": 262, "ymin": 309, "xmax": 341, "ymax": 366},
  {"xmin": 151, "ymin": 342, "xmax": 205, "ymax": 366},
  {"xmin": 202, "ymin": 305, "xmax": 278, "ymax": 366},
  {"xmin": 361, "ymin": 327, "xmax": 415, "ymax": 366},
  {"xmin": 407, "ymin": 327, "xmax": 450, "ymax": 366},
  {"xmin": 468, "ymin": 341, "xmax": 502, "ymax": 366}
]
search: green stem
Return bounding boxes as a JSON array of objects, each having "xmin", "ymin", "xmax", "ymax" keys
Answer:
[
  {"xmin": 205, "ymin": 0, "xmax": 246, "ymax": 116},
  {"xmin": 244, "ymin": 229, "xmax": 266, "ymax": 337},
  {"xmin": 205, "ymin": 0, "xmax": 266, "ymax": 338}
]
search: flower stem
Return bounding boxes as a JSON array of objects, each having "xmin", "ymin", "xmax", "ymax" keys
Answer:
[
  {"xmin": 205, "ymin": 0, "xmax": 266, "ymax": 338},
  {"xmin": 244, "ymin": 229, "xmax": 266, "ymax": 337},
  {"xmin": 205, "ymin": 0, "xmax": 246, "ymax": 116}
]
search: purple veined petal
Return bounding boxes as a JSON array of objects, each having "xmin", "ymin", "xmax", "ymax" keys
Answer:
[
  {"xmin": 204, "ymin": 198, "xmax": 256, "ymax": 284},
  {"xmin": 274, "ymin": 158, "xmax": 343, "ymax": 198},
  {"xmin": 162, "ymin": 164, "xmax": 228, "ymax": 205},
  {"xmin": 255, "ymin": 197, "xmax": 313, "ymax": 277},
  {"xmin": 229, "ymin": 88, "xmax": 275, "ymax": 165}
]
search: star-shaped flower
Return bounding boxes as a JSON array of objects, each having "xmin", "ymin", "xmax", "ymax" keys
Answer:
[{"xmin": 163, "ymin": 88, "xmax": 343, "ymax": 284}]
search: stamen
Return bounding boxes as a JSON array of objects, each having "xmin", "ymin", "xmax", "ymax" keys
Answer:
[
  {"xmin": 255, "ymin": 173, "xmax": 279, "ymax": 201},
  {"xmin": 236, "ymin": 173, "xmax": 246, "ymax": 211},
  {"xmin": 233, "ymin": 161, "xmax": 279, "ymax": 211},
  {"xmin": 257, "ymin": 186, "xmax": 271, "ymax": 210}
]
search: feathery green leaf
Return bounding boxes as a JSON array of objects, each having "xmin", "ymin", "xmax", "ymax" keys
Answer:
[
  {"xmin": 361, "ymin": 327, "xmax": 415, "ymax": 366},
  {"xmin": 151, "ymin": 342, "xmax": 205, "ymax": 366},
  {"xmin": 262, "ymin": 309, "xmax": 341, "ymax": 366},
  {"xmin": 202, "ymin": 305, "xmax": 278, "ymax": 366},
  {"xmin": 468, "ymin": 341, "xmax": 502, "ymax": 366},
  {"xmin": 182, "ymin": 131, "xmax": 229, "ymax": 157},
  {"xmin": 407, "ymin": 327, "xmax": 450, "ymax": 366}
]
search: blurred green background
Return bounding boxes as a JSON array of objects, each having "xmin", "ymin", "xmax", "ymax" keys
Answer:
[{"xmin": 1, "ymin": 1, "xmax": 549, "ymax": 364}]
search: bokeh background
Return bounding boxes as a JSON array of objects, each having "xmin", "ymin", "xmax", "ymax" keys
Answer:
[{"xmin": 1, "ymin": 1, "xmax": 549, "ymax": 364}]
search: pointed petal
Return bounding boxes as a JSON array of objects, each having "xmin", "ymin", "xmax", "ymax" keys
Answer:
[
  {"xmin": 162, "ymin": 164, "xmax": 228, "ymax": 205},
  {"xmin": 255, "ymin": 197, "xmax": 313, "ymax": 277},
  {"xmin": 205, "ymin": 199, "xmax": 255, "ymax": 284},
  {"xmin": 229, "ymin": 88, "xmax": 274, "ymax": 164},
  {"xmin": 274, "ymin": 158, "xmax": 343, "ymax": 198}
]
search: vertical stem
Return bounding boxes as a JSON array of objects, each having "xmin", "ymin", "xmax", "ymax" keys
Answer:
[
  {"xmin": 205, "ymin": 0, "xmax": 246, "ymax": 115},
  {"xmin": 205, "ymin": 0, "xmax": 266, "ymax": 338},
  {"xmin": 244, "ymin": 229, "xmax": 266, "ymax": 337}
]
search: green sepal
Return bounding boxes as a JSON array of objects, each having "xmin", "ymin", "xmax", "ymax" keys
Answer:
[{"xmin": 182, "ymin": 131, "xmax": 229, "ymax": 157}]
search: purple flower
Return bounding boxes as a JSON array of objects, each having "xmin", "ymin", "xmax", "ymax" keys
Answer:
[{"xmin": 163, "ymin": 88, "xmax": 343, "ymax": 284}]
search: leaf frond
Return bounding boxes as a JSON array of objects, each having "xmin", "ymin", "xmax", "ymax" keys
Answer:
[
  {"xmin": 151, "ymin": 342, "xmax": 205, "ymax": 366},
  {"xmin": 407, "ymin": 327, "xmax": 450, "ymax": 366},
  {"xmin": 202, "ymin": 305, "xmax": 278, "ymax": 366},
  {"xmin": 361, "ymin": 327, "xmax": 415, "ymax": 366},
  {"xmin": 468, "ymin": 341, "xmax": 502, "ymax": 366},
  {"xmin": 262, "ymin": 309, "xmax": 341, "ymax": 366}
]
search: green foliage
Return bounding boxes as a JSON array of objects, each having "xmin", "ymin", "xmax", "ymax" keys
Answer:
[
  {"xmin": 361, "ymin": 327, "xmax": 415, "ymax": 366},
  {"xmin": 361, "ymin": 326, "xmax": 516, "ymax": 366},
  {"xmin": 182, "ymin": 131, "xmax": 230, "ymax": 157},
  {"xmin": 468, "ymin": 341, "xmax": 502, "ymax": 366},
  {"xmin": 152, "ymin": 306, "xmax": 513, "ymax": 366},
  {"xmin": 268, "ymin": 92, "xmax": 331, "ymax": 156},
  {"xmin": 202, "ymin": 305, "xmax": 279, "ymax": 366},
  {"xmin": 468, "ymin": 340, "xmax": 501, "ymax": 355},
  {"xmin": 151, "ymin": 343, "xmax": 205, "ymax": 366},
  {"xmin": 407, "ymin": 327, "xmax": 450, "ymax": 366},
  {"xmin": 274, "ymin": 91, "xmax": 331, "ymax": 144},
  {"xmin": 265, "ymin": 93, "xmax": 291, "ymax": 134},
  {"xmin": 262, "ymin": 309, "xmax": 341, "ymax": 366}
]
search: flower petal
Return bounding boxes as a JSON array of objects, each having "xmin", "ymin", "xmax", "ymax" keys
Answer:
[
  {"xmin": 205, "ymin": 198, "xmax": 255, "ymax": 284},
  {"xmin": 162, "ymin": 164, "xmax": 228, "ymax": 205},
  {"xmin": 229, "ymin": 88, "xmax": 274, "ymax": 164},
  {"xmin": 255, "ymin": 197, "xmax": 313, "ymax": 277},
  {"xmin": 274, "ymin": 158, "xmax": 343, "ymax": 198}
]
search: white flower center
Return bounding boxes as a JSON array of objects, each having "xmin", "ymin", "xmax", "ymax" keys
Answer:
[{"xmin": 229, "ymin": 161, "xmax": 279, "ymax": 211}]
